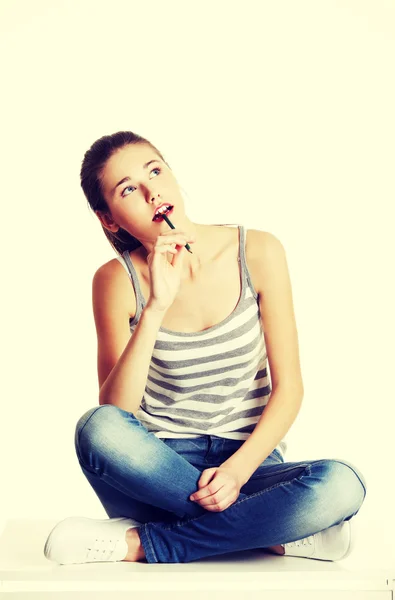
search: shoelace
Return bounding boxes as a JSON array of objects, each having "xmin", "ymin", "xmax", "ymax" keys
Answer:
[
  {"xmin": 285, "ymin": 535, "xmax": 314, "ymax": 548},
  {"xmin": 85, "ymin": 537, "xmax": 120, "ymax": 562}
]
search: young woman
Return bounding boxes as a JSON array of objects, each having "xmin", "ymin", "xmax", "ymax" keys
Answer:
[{"xmin": 44, "ymin": 131, "xmax": 367, "ymax": 565}]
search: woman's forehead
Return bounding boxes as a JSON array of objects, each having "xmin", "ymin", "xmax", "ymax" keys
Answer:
[
  {"xmin": 101, "ymin": 144, "xmax": 161, "ymax": 196},
  {"xmin": 107, "ymin": 145, "xmax": 160, "ymax": 175}
]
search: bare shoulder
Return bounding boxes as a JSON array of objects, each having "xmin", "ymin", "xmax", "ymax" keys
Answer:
[
  {"xmin": 246, "ymin": 229, "xmax": 286, "ymax": 293},
  {"xmin": 245, "ymin": 228, "xmax": 282, "ymax": 258},
  {"xmin": 92, "ymin": 257, "xmax": 137, "ymax": 319}
]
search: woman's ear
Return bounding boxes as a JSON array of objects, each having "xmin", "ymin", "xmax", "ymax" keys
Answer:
[{"xmin": 95, "ymin": 210, "xmax": 120, "ymax": 232}]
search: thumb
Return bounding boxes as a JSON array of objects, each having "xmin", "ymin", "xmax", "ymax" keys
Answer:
[{"xmin": 198, "ymin": 467, "xmax": 217, "ymax": 489}]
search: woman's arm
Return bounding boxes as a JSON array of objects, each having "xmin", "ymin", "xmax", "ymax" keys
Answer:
[
  {"xmin": 222, "ymin": 231, "xmax": 304, "ymax": 482},
  {"xmin": 93, "ymin": 261, "xmax": 166, "ymax": 413}
]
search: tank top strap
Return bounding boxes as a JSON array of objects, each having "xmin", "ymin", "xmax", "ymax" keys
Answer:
[
  {"xmin": 238, "ymin": 224, "xmax": 244, "ymax": 263},
  {"xmin": 118, "ymin": 225, "xmax": 257, "ymax": 323},
  {"xmin": 238, "ymin": 224, "xmax": 259, "ymax": 301},
  {"xmin": 120, "ymin": 250, "xmax": 146, "ymax": 320}
]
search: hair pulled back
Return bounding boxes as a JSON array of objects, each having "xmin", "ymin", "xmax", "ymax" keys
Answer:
[{"xmin": 80, "ymin": 131, "xmax": 169, "ymax": 255}]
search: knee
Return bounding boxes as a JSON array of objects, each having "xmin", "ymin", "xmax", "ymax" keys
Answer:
[
  {"xmin": 75, "ymin": 404, "xmax": 116, "ymax": 437},
  {"xmin": 332, "ymin": 458, "xmax": 367, "ymax": 497},
  {"xmin": 74, "ymin": 404, "xmax": 123, "ymax": 455},
  {"xmin": 322, "ymin": 458, "xmax": 367, "ymax": 519},
  {"xmin": 74, "ymin": 404, "xmax": 147, "ymax": 459},
  {"xmin": 74, "ymin": 404, "xmax": 162, "ymax": 476}
]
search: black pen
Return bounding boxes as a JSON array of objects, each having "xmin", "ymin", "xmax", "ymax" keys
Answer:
[{"xmin": 162, "ymin": 213, "xmax": 193, "ymax": 254}]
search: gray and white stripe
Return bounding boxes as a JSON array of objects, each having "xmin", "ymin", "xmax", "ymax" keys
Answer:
[{"xmin": 116, "ymin": 225, "xmax": 287, "ymax": 457}]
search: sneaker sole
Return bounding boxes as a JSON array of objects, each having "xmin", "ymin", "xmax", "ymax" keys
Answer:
[
  {"xmin": 283, "ymin": 520, "xmax": 353, "ymax": 562},
  {"xmin": 338, "ymin": 519, "xmax": 355, "ymax": 560},
  {"xmin": 43, "ymin": 516, "xmax": 132, "ymax": 562}
]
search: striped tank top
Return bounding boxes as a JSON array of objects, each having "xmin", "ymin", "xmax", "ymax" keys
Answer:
[{"xmin": 116, "ymin": 224, "xmax": 287, "ymax": 457}]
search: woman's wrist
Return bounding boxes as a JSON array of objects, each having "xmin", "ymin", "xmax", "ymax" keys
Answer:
[{"xmin": 144, "ymin": 301, "xmax": 168, "ymax": 318}]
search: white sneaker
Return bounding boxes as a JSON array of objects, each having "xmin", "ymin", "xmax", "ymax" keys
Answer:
[
  {"xmin": 44, "ymin": 516, "xmax": 143, "ymax": 565},
  {"xmin": 283, "ymin": 520, "xmax": 354, "ymax": 561}
]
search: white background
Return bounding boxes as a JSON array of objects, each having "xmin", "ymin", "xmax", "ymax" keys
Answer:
[{"xmin": 0, "ymin": 0, "xmax": 394, "ymax": 568}]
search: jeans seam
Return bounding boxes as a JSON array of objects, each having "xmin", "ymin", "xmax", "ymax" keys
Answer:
[
  {"xmin": 249, "ymin": 462, "xmax": 311, "ymax": 479},
  {"xmin": 140, "ymin": 523, "xmax": 158, "ymax": 562},
  {"xmin": 153, "ymin": 464, "xmax": 312, "ymax": 532},
  {"xmin": 331, "ymin": 459, "xmax": 367, "ymax": 499},
  {"xmin": 75, "ymin": 406, "xmax": 114, "ymax": 469},
  {"xmin": 304, "ymin": 458, "xmax": 367, "ymax": 499},
  {"xmin": 203, "ymin": 436, "xmax": 212, "ymax": 463},
  {"xmin": 75, "ymin": 406, "xmax": 104, "ymax": 448}
]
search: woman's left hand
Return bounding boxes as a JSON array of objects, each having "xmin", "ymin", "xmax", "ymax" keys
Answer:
[{"xmin": 189, "ymin": 465, "xmax": 243, "ymax": 512}]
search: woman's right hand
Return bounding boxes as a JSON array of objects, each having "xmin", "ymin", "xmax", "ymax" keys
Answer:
[{"xmin": 146, "ymin": 230, "xmax": 196, "ymax": 313}]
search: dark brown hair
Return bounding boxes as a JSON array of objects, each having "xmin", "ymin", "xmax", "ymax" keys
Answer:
[
  {"xmin": 81, "ymin": 130, "xmax": 239, "ymax": 256},
  {"xmin": 80, "ymin": 130, "xmax": 170, "ymax": 256}
]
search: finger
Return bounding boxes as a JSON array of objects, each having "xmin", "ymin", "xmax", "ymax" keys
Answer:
[
  {"xmin": 156, "ymin": 234, "xmax": 189, "ymax": 247},
  {"xmin": 193, "ymin": 468, "xmax": 230, "ymax": 501},
  {"xmin": 189, "ymin": 477, "xmax": 213, "ymax": 502},
  {"xmin": 202, "ymin": 501, "xmax": 227, "ymax": 512},
  {"xmin": 196, "ymin": 468, "xmax": 217, "ymax": 491},
  {"xmin": 203, "ymin": 489, "xmax": 238, "ymax": 512},
  {"xmin": 198, "ymin": 485, "xmax": 238, "ymax": 512},
  {"xmin": 159, "ymin": 229, "xmax": 195, "ymax": 238},
  {"xmin": 197, "ymin": 494, "xmax": 231, "ymax": 512},
  {"xmin": 192, "ymin": 483, "xmax": 227, "ymax": 506},
  {"xmin": 170, "ymin": 244, "xmax": 188, "ymax": 269},
  {"xmin": 152, "ymin": 243, "xmax": 182, "ymax": 255}
]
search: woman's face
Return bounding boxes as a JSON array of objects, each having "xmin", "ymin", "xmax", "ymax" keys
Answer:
[{"xmin": 98, "ymin": 143, "xmax": 185, "ymax": 242}]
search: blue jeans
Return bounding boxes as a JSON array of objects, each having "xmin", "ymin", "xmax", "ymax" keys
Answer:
[{"xmin": 74, "ymin": 405, "xmax": 367, "ymax": 564}]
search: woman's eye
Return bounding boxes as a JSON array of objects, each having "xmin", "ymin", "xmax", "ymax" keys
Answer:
[
  {"xmin": 121, "ymin": 167, "xmax": 161, "ymax": 197},
  {"xmin": 121, "ymin": 185, "xmax": 135, "ymax": 197}
]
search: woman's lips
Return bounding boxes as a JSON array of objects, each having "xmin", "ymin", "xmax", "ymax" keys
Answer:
[{"xmin": 152, "ymin": 206, "xmax": 174, "ymax": 222}]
